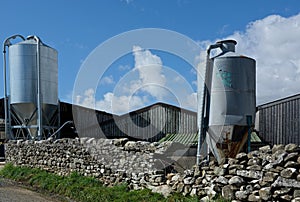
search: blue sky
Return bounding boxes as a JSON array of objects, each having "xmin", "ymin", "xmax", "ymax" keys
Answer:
[{"xmin": 1, "ymin": 0, "xmax": 300, "ymax": 114}]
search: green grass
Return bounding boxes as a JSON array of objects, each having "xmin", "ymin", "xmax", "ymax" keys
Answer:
[{"xmin": 0, "ymin": 164, "xmax": 204, "ymax": 202}]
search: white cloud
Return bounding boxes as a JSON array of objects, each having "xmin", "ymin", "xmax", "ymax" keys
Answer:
[
  {"xmin": 96, "ymin": 92, "xmax": 148, "ymax": 114},
  {"xmin": 132, "ymin": 45, "xmax": 168, "ymax": 99},
  {"xmin": 75, "ymin": 45, "xmax": 198, "ymax": 114},
  {"xmin": 100, "ymin": 75, "xmax": 115, "ymax": 85},
  {"xmin": 226, "ymin": 13, "xmax": 300, "ymax": 104},
  {"xmin": 75, "ymin": 88, "xmax": 95, "ymax": 108},
  {"xmin": 76, "ymin": 46, "xmax": 169, "ymax": 114},
  {"xmin": 198, "ymin": 13, "xmax": 300, "ymax": 105}
]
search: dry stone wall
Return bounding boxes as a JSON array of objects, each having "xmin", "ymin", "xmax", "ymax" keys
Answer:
[{"xmin": 5, "ymin": 138, "xmax": 300, "ymax": 201}]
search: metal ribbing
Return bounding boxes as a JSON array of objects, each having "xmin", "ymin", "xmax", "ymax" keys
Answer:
[{"xmin": 258, "ymin": 95, "xmax": 300, "ymax": 145}]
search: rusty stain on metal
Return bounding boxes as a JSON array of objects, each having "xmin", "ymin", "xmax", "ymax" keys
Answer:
[{"xmin": 216, "ymin": 131, "xmax": 249, "ymax": 158}]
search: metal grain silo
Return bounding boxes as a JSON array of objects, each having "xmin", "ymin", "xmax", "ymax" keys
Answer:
[
  {"xmin": 3, "ymin": 35, "xmax": 59, "ymax": 140},
  {"xmin": 197, "ymin": 40, "xmax": 256, "ymax": 163}
]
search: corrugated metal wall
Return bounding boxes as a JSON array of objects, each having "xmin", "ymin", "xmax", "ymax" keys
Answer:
[
  {"xmin": 1, "ymin": 99, "xmax": 197, "ymax": 141},
  {"xmin": 78, "ymin": 102, "xmax": 197, "ymax": 142},
  {"xmin": 71, "ymin": 104, "xmax": 114, "ymax": 138},
  {"xmin": 258, "ymin": 94, "xmax": 300, "ymax": 145}
]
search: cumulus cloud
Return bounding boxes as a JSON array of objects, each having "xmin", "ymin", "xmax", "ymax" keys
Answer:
[
  {"xmin": 75, "ymin": 45, "xmax": 197, "ymax": 114},
  {"xmin": 76, "ymin": 46, "xmax": 170, "ymax": 114},
  {"xmin": 75, "ymin": 88, "xmax": 95, "ymax": 108},
  {"xmin": 195, "ymin": 13, "xmax": 300, "ymax": 105},
  {"xmin": 132, "ymin": 46, "xmax": 168, "ymax": 99},
  {"xmin": 96, "ymin": 92, "xmax": 148, "ymax": 114},
  {"xmin": 227, "ymin": 13, "xmax": 300, "ymax": 104}
]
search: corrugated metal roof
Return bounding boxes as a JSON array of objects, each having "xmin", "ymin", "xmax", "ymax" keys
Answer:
[
  {"xmin": 250, "ymin": 132, "xmax": 262, "ymax": 142},
  {"xmin": 159, "ymin": 133, "xmax": 198, "ymax": 146},
  {"xmin": 160, "ymin": 132, "xmax": 261, "ymax": 146},
  {"xmin": 258, "ymin": 93, "xmax": 300, "ymax": 109}
]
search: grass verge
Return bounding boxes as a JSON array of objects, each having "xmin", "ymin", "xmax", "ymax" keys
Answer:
[{"xmin": 0, "ymin": 164, "xmax": 230, "ymax": 202}]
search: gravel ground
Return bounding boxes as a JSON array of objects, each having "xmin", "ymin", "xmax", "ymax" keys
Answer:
[
  {"xmin": 0, "ymin": 177, "xmax": 65, "ymax": 202},
  {"xmin": 0, "ymin": 163, "xmax": 74, "ymax": 202}
]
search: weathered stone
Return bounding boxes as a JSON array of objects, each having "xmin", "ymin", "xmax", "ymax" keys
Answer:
[
  {"xmin": 112, "ymin": 138, "xmax": 129, "ymax": 146},
  {"xmin": 259, "ymin": 187, "xmax": 271, "ymax": 201},
  {"xmin": 204, "ymin": 186, "xmax": 216, "ymax": 199},
  {"xmin": 294, "ymin": 190, "xmax": 300, "ymax": 198},
  {"xmin": 272, "ymin": 176, "xmax": 300, "ymax": 188},
  {"xmin": 171, "ymin": 174, "xmax": 181, "ymax": 182},
  {"xmin": 229, "ymin": 169, "xmax": 237, "ymax": 175},
  {"xmin": 193, "ymin": 166, "xmax": 201, "ymax": 177},
  {"xmin": 200, "ymin": 196, "xmax": 210, "ymax": 202},
  {"xmin": 148, "ymin": 185, "xmax": 172, "ymax": 198},
  {"xmin": 184, "ymin": 185, "xmax": 192, "ymax": 195},
  {"xmin": 183, "ymin": 177, "xmax": 195, "ymax": 185},
  {"xmin": 223, "ymin": 163, "xmax": 229, "ymax": 169},
  {"xmin": 253, "ymin": 183, "xmax": 261, "ymax": 190},
  {"xmin": 244, "ymin": 185, "xmax": 253, "ymax": 195},
  {"xmin": 124, "ymin": 141, "xmax": 137, "ymax": 151},
  {"xmin": 222, "ymin": 185, "xmax": 234, "ymax": 200},
  {"xmin": 235, "ymin": 190, "xmax": 248, "ymax": 200},
  {"xmin": 284, "ymin": 161, "xmax": 299, "ymax": 168},
  {"xmin": 215, "ymin": 176, "xmax": 228, "ymax": 185},
  {"xmin": 248, "ymin": 158, "xmax": 262, "ymax": 166},
  {"xmin": 272, "ymin": 151, "xmax": 287, "ymax": 164},
  {"xmin": 285, "ymin": 143, "xmax": 299, "ymax": 152},
  {"xmin": 228, "ymin": 158, "xmax": 239, "ymax": 165},
  {"xmin": 272, "ymin": 144, "xmax": 285, "ymax": 154},
  {"xmin": 214, "ymin": 166, "xmax": 226, "ymax": 176},
  {"xmin": 297, "ymin": 156, "xmax": 300, "ymax": 165},
  {"xmin": 281, "ymin": 194, "xmax": 293, "ymax": 201},
  {"xmin": 229, "ymin": 164, "xmax": 244, "ymax": 170},
  {"xmin": 274, "ymin": 188, "xmax": 291, "ymax": 195},
  {"xmin": 229, "ymin": 176, "xmax": 244, "ymax": 186},
  {"xmin": 246, "ymin": 165, "xmax": 262, "ymax": 171},
  {"xmin": 280, "ymin": 167, "xmax": 297, "ymax": 178},
  {"xmin": 236, "ymin": 152, "xmax": 248, "ymax": 161},
  {"xmin": 292, "ymin": 197, "xmax": 300, "ymax": 202},
  {"xmin": 248, "ymin": 193, "xmax": 261, "ymax": 201},
  {"xmin": 190, "ymin": 188, "xmax": 197, "ymax": 196},
  {"xmin": 259, "ymin": 145, "xmax": 271, "ymax": 153},
  {"xmin": 263, "ymin": 163, "xmax": 273, "ymax": 170},
  {"xmin": 263, "ymin": 171, "xmax": 278, "ymax": 182},
  {"xmin": 176, "ymin": 182, "xmax": 184, "ymax": 192},
  {"xmin": 195, "ymin": 177, "xmax": 202, "ymax": 185},
  {"xmin": 284, "ymin": 152, "xmax": 299, "ymax": 162},
  {"xmin": 236, "ymin": 169, "xmax": 262, "ymax": 179}
]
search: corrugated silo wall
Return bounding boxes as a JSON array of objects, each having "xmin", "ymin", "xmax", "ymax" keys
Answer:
[
  {"xmin": 258, "ymin": 94, "xmax": 300, "ymax": 145},
  {"xmin": 101, "ymin": 103, "xmax": 197, "ymax": 142}
]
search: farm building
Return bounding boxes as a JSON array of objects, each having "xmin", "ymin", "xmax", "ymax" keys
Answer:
[
  {"xmin": 257, "ymin": 93, "xmax": 300, "ymax": 145},
  {"xmin": 0, "ymin": 98, "xmax": 197, "ymax": 142},
  {"xmin": 99, "ymin": 102, "xmax": 197, "ymax": 142}
]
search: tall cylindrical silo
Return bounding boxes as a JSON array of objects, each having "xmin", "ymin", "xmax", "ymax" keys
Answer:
[
  {"xmin": 5, "ymin": 35, "xmax": 58, "ymax": 140},
  {"xmin": 201, "ymin": 40, "xmax": 256, "ymax": 163}
]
